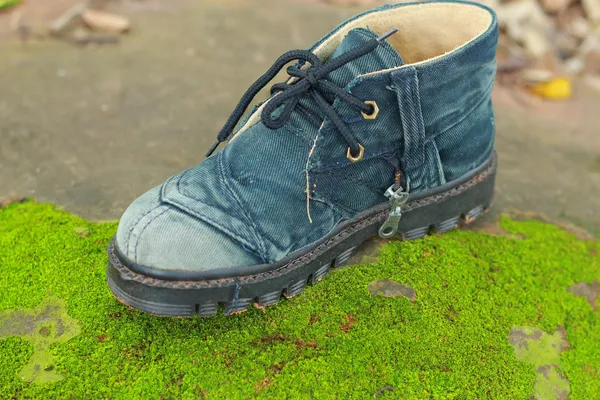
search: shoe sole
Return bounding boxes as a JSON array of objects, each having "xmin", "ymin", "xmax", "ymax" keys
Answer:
[{"xmin": 107, "ymin": 152, "xmax": 497, "ymax": 317}]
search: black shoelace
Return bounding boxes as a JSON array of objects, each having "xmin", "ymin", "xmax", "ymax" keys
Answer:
[{"xmin": 206, "ymin": 28, "xmax": 399, "ymax": 158}]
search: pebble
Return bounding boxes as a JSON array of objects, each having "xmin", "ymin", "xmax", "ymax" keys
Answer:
[
  {"xmin": 566, "ymin": 17, "xmax": 590, "ymax": 39},
  {"xmin": 521, "ymin": 68, "xmax": 554, "ymax": 83},
  {"xmin": 539, "ymin": 0, "xmax": 573, "ymax": 14},
  {"xmin": 582, "ymin": 0, "xmax": 600, "ymax": 23},
  {"xmin": 564, "ymin": 57, "xmax": 585, "ymax": 74},
  {"xmin": 522, "ymin": 27, "xmax": 552, "ymax": 57},
  {"xmin": 81, "ymin": 9, "xmax": 130, "ymax": 34}
]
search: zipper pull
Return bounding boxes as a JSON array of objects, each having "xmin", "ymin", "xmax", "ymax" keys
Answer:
[{"xmin": 379, "ymin": 172, "xmax": 409, "ymax": 239}]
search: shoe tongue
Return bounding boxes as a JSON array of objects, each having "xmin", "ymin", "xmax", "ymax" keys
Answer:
[{"xmin": 325, "ymin": 27, "xmax": 404, "ymax": 88}]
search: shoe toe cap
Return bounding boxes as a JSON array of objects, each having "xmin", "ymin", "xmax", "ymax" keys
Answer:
[{"xmin": 115, "ymin": 186, "xmax": 261, "ymax": 272}]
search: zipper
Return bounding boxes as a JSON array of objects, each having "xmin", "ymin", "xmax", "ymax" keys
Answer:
[{"xmin": 378, "ymin": 171, "xmax": 409, "ymax": 239}]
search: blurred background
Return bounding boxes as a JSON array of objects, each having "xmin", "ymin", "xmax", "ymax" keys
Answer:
[{"xmin": 0, "ymin": 0, "xmax": 598, "ymax": 234}]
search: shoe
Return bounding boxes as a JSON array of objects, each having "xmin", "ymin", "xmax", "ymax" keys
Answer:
[{"xmin": 107, "ymin": 1, "xmax": 498, "ymax": 317}]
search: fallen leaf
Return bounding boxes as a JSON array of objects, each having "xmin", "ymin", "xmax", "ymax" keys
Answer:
[
  {"xmin": 97, "ymin": 334, "xmax": 108, "ymax": 343},
  {"xmin": 528, "ymin": 77, "xmax": 572, "ymax": 100},
  {"xmin": 340, "ymin": 313, "xmax": 356, "ymax": 333}
]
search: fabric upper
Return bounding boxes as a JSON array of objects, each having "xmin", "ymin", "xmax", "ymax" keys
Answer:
[{"xmin": 116, "ymin": 1, "xmax": 498, "ymax": 272}]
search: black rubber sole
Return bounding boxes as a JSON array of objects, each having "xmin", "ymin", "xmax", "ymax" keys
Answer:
[{"xmin": 107, "ymin": 153, "xmax": 497, "ymax": 317}]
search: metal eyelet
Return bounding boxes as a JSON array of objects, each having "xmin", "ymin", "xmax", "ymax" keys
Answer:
[
  {"xmin": 346, "ymin": 143, "xmax": 365, "ymax": 163},
  {"xmin": 361, "ymin": 100, "xmax": 379, "ymax": 120}
]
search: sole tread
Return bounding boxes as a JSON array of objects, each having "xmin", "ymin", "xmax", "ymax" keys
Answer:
[
  {"xmin": 285, "ymin": 279, "xmax": 307, "ymax": 298},
  {"xmin": 435, "ymin": 216, "xmax": 460, "ymax": 233},
  {"xmin": 258, "ymin": 290, "xmax": 281, "ymax": 307},
  {"xmin": 333, "ymin": 246, "xmax": 358, "ymax": 267},
  {"xmin": 311, "ymin": 263, "xmax": 330, "ymax": 284}
]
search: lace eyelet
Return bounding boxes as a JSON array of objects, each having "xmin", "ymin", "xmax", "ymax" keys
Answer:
[
  {"xmin": 346, "ymin": 143, "xmax": 365, "ymax": 163},
  {"xmin": 361, "ymin": 101, "xmax": 379, "ymax": 120}
]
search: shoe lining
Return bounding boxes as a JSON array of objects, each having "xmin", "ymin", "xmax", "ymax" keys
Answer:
[{"xmin": 314, "ymin": 2, "xmax": 493, "ymax": 66}]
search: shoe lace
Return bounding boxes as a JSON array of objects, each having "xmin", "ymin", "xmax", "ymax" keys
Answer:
[{"xmin": 206, "ymin": 28, "xmax": 399, "ymax": 158}]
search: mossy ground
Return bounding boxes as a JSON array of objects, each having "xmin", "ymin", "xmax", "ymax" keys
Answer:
[{"xmin": 0, "ymin": 201, "xmax": 598, "ymax": 399}]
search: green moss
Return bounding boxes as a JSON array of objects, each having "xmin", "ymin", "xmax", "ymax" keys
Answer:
[{"xmin": 0, "ymin": 201, "xmax": 598, "ymax": 399}]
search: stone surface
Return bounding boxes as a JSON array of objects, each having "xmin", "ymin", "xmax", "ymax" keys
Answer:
[
  {"xmin": 568, "ymin": 279, "xmax": 600, "ymax": 310},
  {"xmin": 368, "ymin": 280, "xmax": 416, "ymax": 301}
]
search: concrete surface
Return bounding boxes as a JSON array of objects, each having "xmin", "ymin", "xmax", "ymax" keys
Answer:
[{"xmin": 0, "ymin": 0, "xmax": 599, "ymax": 233}]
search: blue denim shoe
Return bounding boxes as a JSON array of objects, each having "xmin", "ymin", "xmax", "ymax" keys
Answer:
[{"xmin": 108, "ymin": 1, "xmax": 498, "ymax": 316}]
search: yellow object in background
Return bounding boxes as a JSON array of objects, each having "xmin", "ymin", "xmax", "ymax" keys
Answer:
[{"xmin": 529, "ymin": 77, "xmax": 572, "ymax": 100}]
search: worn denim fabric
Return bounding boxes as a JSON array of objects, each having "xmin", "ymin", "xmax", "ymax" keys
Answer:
[{"xmin": 116, "ymin": 1, "xmax": 498, "ymax": 272}]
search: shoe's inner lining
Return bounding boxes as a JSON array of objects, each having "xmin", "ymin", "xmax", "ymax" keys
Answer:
[{"xmin": 314, "ymin": 2, "xmax": 493, "ymax": 65}]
